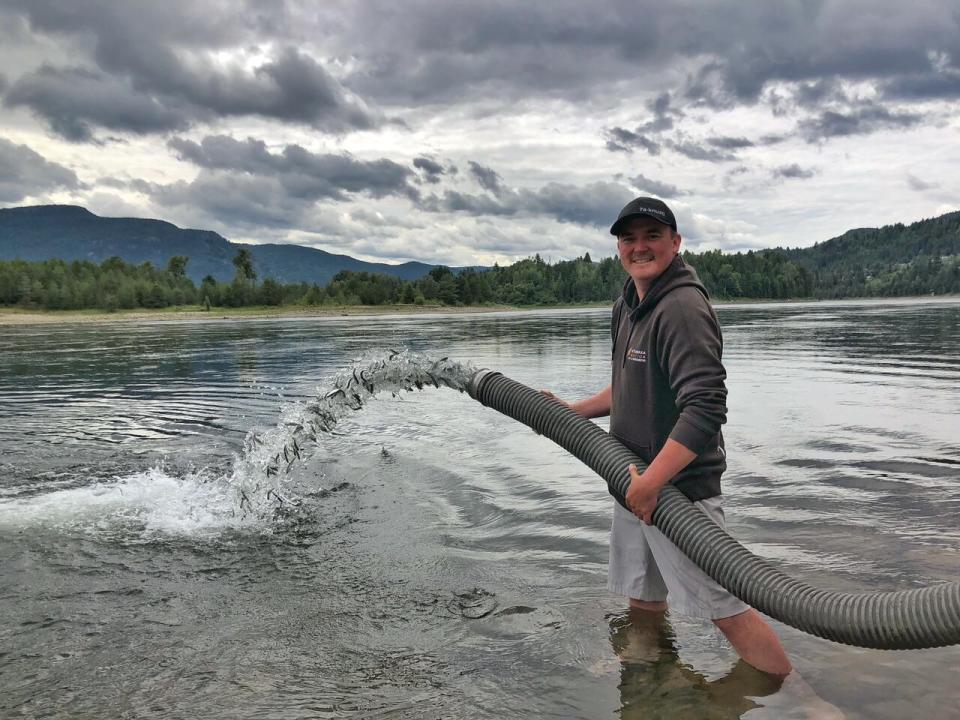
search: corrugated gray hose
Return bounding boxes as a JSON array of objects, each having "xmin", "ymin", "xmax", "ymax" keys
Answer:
[{"xmin": 468, "ymin": 369, "xmax": 960, "ymax": 650}]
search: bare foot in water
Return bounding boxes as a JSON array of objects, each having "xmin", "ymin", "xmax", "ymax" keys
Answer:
[{"xmin": 743, "ymin": 671, "xmax": 845, "ymax": 719}]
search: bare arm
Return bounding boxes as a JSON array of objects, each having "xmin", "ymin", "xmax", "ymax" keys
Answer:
[
  {"xmin": 626, "ymin": 439, "xmax": 696, "ymax": 524},
  {"xmin": 541, "ymin": 384, "xmax": 611, "ymax": 419}
]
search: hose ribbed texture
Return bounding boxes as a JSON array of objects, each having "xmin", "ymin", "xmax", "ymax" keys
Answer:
[{"xmin": 468, "ymin": 370, "xmax": 960, "ymax": 650}]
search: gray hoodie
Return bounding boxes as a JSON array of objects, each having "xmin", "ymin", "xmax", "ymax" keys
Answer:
[{"xmin": 610, "ymin": 255, "xmax": 726, "ymax": 501}]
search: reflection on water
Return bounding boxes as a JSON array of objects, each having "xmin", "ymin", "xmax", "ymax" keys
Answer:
[
  {"xmin": 609, "ymin": 609, "xmax": 783, "ymax": 719},
  {"xmin": 0, "ymin": 298, "xmax": 958, "ymax": 719}
]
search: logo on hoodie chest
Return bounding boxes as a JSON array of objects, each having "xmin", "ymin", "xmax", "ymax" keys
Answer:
[{"xmin": 627, "ymin": 347, "xmax": 647, "ymax": 363}]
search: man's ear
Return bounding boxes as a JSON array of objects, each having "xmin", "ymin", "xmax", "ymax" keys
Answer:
[{"xmin": 672, "ymin": 232, "xmax": 682, "ymax": 253}]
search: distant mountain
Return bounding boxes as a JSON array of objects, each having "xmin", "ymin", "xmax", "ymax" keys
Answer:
[
  {"xmin": 250, "ymin": 243, "xmax": 438, "ymax": 285},
  {"xmin": 0, "ymin": 205, "xmax": 457, "ymax": 284}
]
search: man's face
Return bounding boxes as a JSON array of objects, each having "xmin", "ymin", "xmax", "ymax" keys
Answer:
[{"xmin": 616, "ymin": 216, "xmax": 682, "ymax": 294}]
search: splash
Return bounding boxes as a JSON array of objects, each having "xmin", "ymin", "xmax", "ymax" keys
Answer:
[
  {"xmin": 0, "ymin": 351, "xmax": 478, "ymax": 538},
  {"xmin": 0, "ymin": 465, "xmax": 245, "ymax": 539},
  {"xmin": 227, "ymin": 350, "xmax": 478, "ymax": 521}
]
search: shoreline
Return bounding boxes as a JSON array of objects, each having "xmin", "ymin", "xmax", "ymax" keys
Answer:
[
  {"xmin": 2, "ymin": 294, "xmax": 957, "ymax": 326},
  {"xmin": 0, "ymin": 303, "xmax": 535, "ymax": 326}
]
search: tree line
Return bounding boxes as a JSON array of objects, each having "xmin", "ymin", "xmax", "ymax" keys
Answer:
[{"xmin": 1, "ymin": 245, "xmax": 956, "ymax": 312}]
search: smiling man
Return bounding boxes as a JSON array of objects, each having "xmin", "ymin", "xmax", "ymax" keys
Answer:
[{"xmin": 552, "ymin": 197, "xmax": 793, "ymax": 676}]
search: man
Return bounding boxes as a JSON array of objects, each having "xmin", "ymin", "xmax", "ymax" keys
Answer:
[{"xmin": 550, "ymin": 197, "xmax": 792, "ymax": 676}]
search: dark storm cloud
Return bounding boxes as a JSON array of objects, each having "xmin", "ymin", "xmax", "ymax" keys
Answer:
[
  {"xmin": 5, "ymin": 0, "xmax": 956, "ymax": 143},
  {"xmin": 167, "ymin": 135, "xmax": 418, "ymax": 201},
  {"xmin": 5, "ymin": 66, "xmax": 191, "ymax": 142},
  {"xmin": 412, "ymin": 156, "xmax": 446, "ymax": 183},
  {"xmin": 152, "ymin": 173, "xmax": 314, "ymax": 230},
  {"xmin": 468, "ymin": 161, "xmax": 503, "ymax": 195},
  {"xmin": 423, "ymin": 190, "xmax": 515, "ymax": 217},
  {"xmin": 799, "ymin": 104, "xmax": 923, "ymax": 141},
  {"xmin": 792, "ymin": 79, "xmax": 850, "ymax": 109},
  {"xmin": 423, "ymin": 180, "xmax": 632, "ymax": 227},
  {"xmin": 758, "ymin": 134, "xmax": 788, "ymax": 145},
  {"xmin": 605, "ymin": 127, "xmax": 661, "ymax": 155},
  {"xmin": 772, "ymin": 164, "xmax": 816, "ymax": 180},
  {"xmin": 906, "ymin": 173, "xmax": 939, "ymax": 192},
  {"xmin": 147, "ymin": 133, "xmax": 425, "ymax": 231},
  {"xmin": 603, "ymin": 92, "xmax": 684, "ymax": 153},
  {"xmin": 318, "ymin": 0, "xmax": 959, "ymax": 112},
  {"xmin": 2, "ymin": 2, "xmax": 377, "ymax": 139},
  {"xmin": 0, "ymin": 137, "xmax": 79, "ymax": 202},
  {"xmin": 883, "ymin": 69, "xmax": 960, "ymax": 100},
  {"xmin": 628, "ymin": 174, "xmax": 686, "ymax": 199},
  {"xmin": 640, "ymin": 92, "xmax": 681, "ymax": 133},
  {"xmin": 667, "ymin": 140, "xmax": 734, "ymax": 163},
  {"xmin": 529, "ymin": 182, "xmax": 632, "ymax": 226},
  {"xmin": 707, "ymin": 136, "xmax": 754, "ymax": 150}
]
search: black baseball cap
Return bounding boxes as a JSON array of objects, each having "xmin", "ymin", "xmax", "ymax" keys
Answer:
[{"xmin": 610, "ymin": 197, "xmax": 677, "ymax": 235}]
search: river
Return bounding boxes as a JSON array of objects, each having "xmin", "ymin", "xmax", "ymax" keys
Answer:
[{"xmin": 1, "ymin": 298, "xmax": 958, "ymax": 719}]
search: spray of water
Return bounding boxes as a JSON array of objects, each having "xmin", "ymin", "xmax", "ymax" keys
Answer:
[
  {"xmin": 227, "ymin": 350, "xmax": 478, "ymax": 521},
  {"xmin": 0, "ymin": 350, "xmax": 478, "ymax": 538}
]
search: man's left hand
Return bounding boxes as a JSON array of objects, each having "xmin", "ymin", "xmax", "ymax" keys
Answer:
[{"xmin": 625, "ymin": 464, "xmax": 659, "ymax": 525}]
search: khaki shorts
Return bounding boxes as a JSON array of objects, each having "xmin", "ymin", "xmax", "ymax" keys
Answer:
[{"xmin": 608, "ymin": 497, "xmax": 749, "ymax": 620}]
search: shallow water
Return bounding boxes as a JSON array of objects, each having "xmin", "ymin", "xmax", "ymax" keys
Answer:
[{"xmin": 1, "ymin": 298, "xmax": 958, "ymax": 719}]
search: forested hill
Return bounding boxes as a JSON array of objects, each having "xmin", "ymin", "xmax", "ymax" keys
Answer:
[
  {"xmin": 0, "ymin": 204, "xmax": 957, "ymax": 303},
  {"xmin": 0, "ymin": 205, "xmax": 442, "ymax": 284},
  {"xmin": 780, "ymin": 211, "xmax": 960, "ymax": 297}
]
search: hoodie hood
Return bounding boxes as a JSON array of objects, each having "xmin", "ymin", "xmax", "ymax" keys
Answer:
[{"xmin": 622, "ymin": 254, "xmax": 709, "ymax": 321}]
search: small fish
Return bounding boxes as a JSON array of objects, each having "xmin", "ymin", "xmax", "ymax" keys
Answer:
[
  {"xmin": 292, "ymin": 439, "xmax": 301, "ymax": 460},
  {"xmin": 283, "ymin": 446, "xmax": 290, "ymax": 463}
]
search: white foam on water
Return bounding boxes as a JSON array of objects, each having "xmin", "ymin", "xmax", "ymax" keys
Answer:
[
  {"xmin": 0, "ymin": 351, "xmax": 479, "ymax": 540},
  {"xmin": 0, "ymin": 465, "xmax": 261, "ymax": 538}
]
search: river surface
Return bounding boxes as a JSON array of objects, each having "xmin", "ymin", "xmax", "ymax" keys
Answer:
[{"xmin": 1, "ymin": 298, "xmax": 958, "ymax": 719}]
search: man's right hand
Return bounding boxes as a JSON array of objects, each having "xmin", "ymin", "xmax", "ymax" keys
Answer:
[
  {"xmin": 540, "ymin": 385, "xmax": 612, "ymax": 419},
  {"xmin": 539, "ymin": 389, "xmax": 571, "ymax": 408}
]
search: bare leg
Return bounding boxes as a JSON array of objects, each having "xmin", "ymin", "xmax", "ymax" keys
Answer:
[
  {"xmin": 713, "ymin": 608, "xmax": 792, "ymax": 676},
  {"xmin": 612, "ymin": 599, "xmax": 670, "ymax": 664},
  {"xmin": 628, "ymin": 598, "xmax": 667, "ymax": 612}
]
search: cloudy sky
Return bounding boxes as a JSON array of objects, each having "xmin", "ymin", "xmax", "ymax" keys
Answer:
[{"xmin": 1, "ymin": 0, "xmax": 958, "ymax": 266}]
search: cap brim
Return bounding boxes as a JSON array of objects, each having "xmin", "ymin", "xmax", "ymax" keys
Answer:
[{"xmin": 610, "ymin": 212, "xmax": 674, "ymax": 235}]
